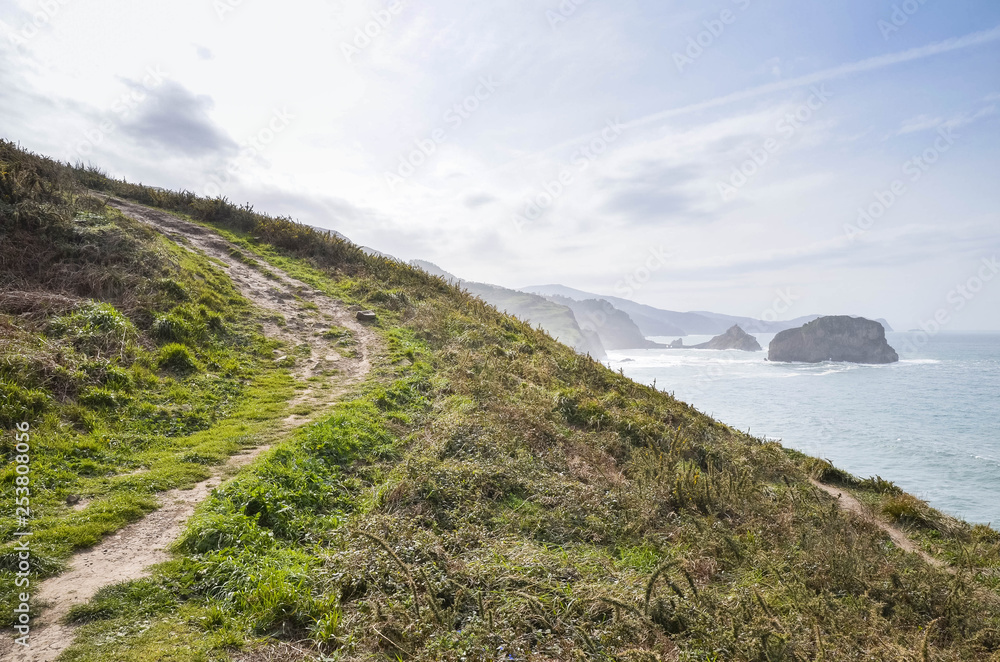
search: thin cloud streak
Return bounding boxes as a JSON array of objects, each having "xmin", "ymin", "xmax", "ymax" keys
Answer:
[
  {"xmin": 619, "ymin": 25, "xmax": 1000, "ymax": 132},
  {"xmin": 495, "ymin": 25, "xmax": 1000, "ymax": 173}
]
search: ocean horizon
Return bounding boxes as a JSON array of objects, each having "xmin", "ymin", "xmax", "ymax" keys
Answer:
[{"xmin": 611, "ymin": 330, "xmax": 1000, "ymax": 526}]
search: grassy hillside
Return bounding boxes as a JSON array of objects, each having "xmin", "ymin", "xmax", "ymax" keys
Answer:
[
  {"xmin": 0, "ymin": 142, "xmax": 303, "ymax": 626},
  {"xmin": 1, "ymin": 140, "xmax": 999, "ymax": 661}
]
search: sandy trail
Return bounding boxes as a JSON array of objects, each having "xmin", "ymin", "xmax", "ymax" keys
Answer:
[
  {"xmin": 810, "ymin": 479, "xmax": 945, "ymax": 569},
  {"xmin": 1, "ymin": 199, "xmax": 377, "ymax": 661}
]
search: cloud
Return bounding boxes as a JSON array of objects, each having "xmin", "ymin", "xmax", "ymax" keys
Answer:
[
  {"xmin": 653, "ymin": 223, "xmax": 1000, "ymax": 279},
  {"xmin": 550, "ymin": 102, "xmax": 834, "ymax": 229},
  {"xmin": 943, "ymin": 104, "xmax": 997, "ymax": 129},
  {"xmin": 463, "ymin": 192, "xmax": 495, "ymax": 208},
  {"xmin": 598, "ymin": 163, "xmax": 703, "ymax": 222},
  {"xmin": 512, "ymin": 25, "xmax": 1000, "ymax": 167},
  {"xmin": 235, "ymin": 185, "xmax": 380, "ymax": 232},
  {"xmin": 120, "ymin": 81, "xmax": 236, "ymax": 158},
  {"xmin": 3, "ymin": 0, "xmax": 998, "ymax": 329},
  {"xmin": 0, "ymin": 39, "xmax": 53, "ymax": 128},
  {"xmin": 760, "ymin": 56, "xmax": 783, "ymax": 78},
  {"xmin": 896, "ymin": 114, "xmax": 944, "ymax": 135},
  {"xmin": 624, "ymin": 24, "xmax": 1000, "ymax": 131},
  {"xmin": 897, "ymin": 104, "xmax": 997, "ymax": 135}
]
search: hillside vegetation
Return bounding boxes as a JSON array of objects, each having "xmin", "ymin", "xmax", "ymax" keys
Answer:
[{"xmin": 1, "ymin": 140, "xmax": 999, "ymax": 661}]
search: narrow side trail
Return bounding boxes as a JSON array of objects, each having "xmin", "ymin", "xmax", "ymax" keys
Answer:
[
  {"xmin": 2, "ymin": 199, "xmax": 378, "ymax": 662},
  {"xmin": 810, "ymin": 479, "xmax": 946, "ymax": 569}
]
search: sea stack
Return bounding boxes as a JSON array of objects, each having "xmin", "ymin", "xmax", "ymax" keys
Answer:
[
  {"xmin": 768, "ymin": 316, "xmax": 898, "ymax": 364},
  {"xmin": 690, "ymin": 325, "xmax": 762, "ymax": 351}
]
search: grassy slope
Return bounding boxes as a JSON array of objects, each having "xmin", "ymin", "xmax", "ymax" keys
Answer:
[
  {"xmin": 1, "ymin": 141, "xmax": 999, "ymax": 661},
  {"xmin": 0, "ymin": 144, "xmax": 298, "ymax": 616}
]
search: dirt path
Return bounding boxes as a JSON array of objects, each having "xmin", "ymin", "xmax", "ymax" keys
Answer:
[
  {"xmin": 1, "ymin": 199, "xmax": 378, "ymax": 662},
  {"xmin": 810, "ymin": 479, "xmax": 946, "ymax": 569}
]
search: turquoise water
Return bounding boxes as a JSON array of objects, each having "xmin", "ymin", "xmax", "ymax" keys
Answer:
[{"xmin": 610, "ymin": 332, "xmax": 1000, "ymax": 526}]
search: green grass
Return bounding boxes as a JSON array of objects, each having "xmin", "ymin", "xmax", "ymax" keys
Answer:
[
  {"xmin": 56, "ymin": 253, "xmax": 1000, "ymax": 660},
  {"xmin": 2, "ymin": 140, "xmax": 999, "ymax": 661},
  {"xmin": 0, "ymin": 144, "xmax": 304, "ymax": 624}
]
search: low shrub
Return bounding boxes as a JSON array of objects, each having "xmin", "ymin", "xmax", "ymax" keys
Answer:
[
  {"xmin": 63, "ymin": 403, "xmax": 99, "ymax": 432},
  {"xmin": 79, "ymin": 387, "xmax": 130, "ymax": 410},
  {"xmin": 804, "ymin": 457, "xmax": 860, "ymax": 486},
  {"xmin": 158, "ymin": 344, "xmax": 199, "ymax": 374},
  {"xmin": 858, "ymin": 475, "xmax": 903, "ymax": 495},
  {"xmin": 178, "ymin": 511, "xmax": 275, "ymax": 554},
  {"xmin": 882, "ymin": 493, "xmax": 935, "ymax": 528},
  {"xmin": 48, "ymin": 301, "xmax": 136, "ymax": 358},
  {"xmin": 369, "ymin": 289, "xmax": 411, "ymax": 311},
  {"xmin": 155, "ymin": 278, "xmax": 189, "ymax": 301},
  {"xmin": 0, "ymin": 379, "xmax": 48, "ymax": 427},
  {"xmin": 151, "ymin": 313, "xmax": 198, "ymax": 344},
  {"xmin": 101, "ymin": 366, "xmax": 134, "ymax": 391}
]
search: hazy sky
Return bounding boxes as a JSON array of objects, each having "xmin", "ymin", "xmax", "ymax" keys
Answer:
[{"xmin": 2, "ymin": 0, "xmax": 998, "ymax": 330}]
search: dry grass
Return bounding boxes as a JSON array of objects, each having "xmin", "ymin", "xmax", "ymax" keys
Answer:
[{"xmin": 2, "ymin": 139, "xmax": 998, "ymax": 661}]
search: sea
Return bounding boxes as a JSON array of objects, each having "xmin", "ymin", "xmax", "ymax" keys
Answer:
[{"xmin": 609, "ymin": 332, "xmax": 1000, "ymax": 526}]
